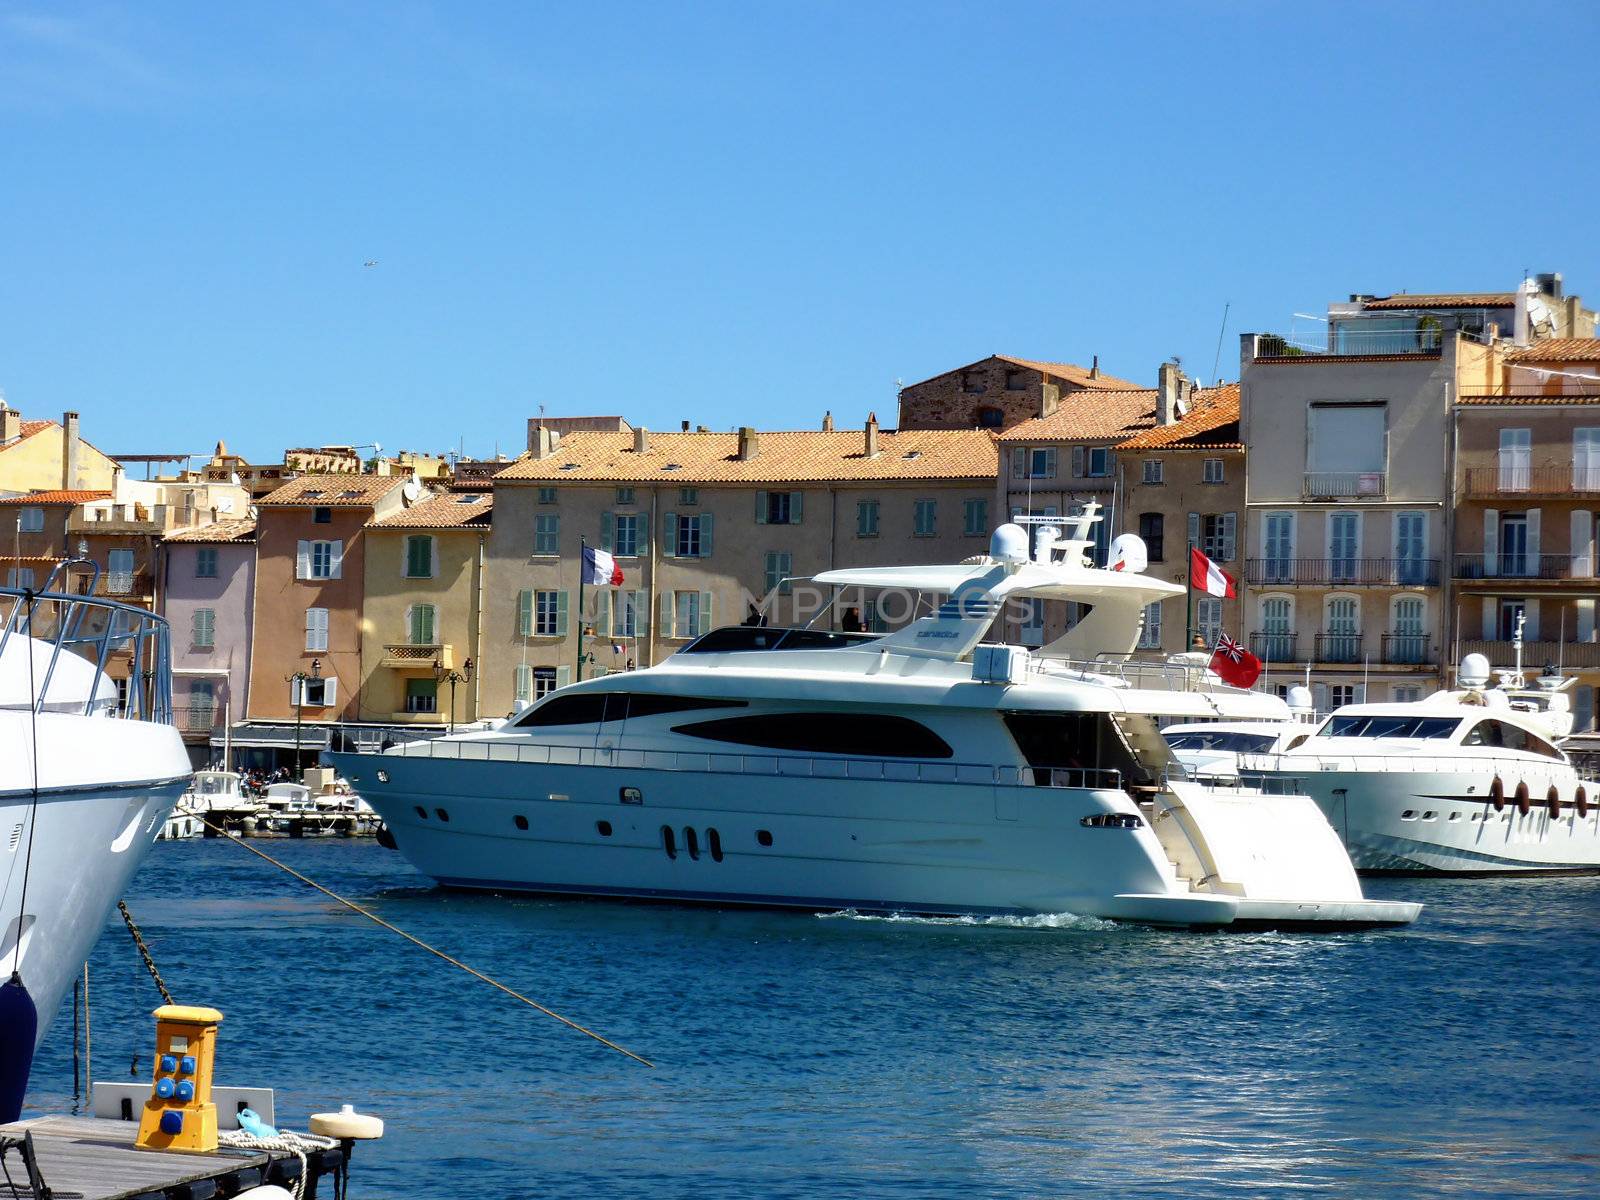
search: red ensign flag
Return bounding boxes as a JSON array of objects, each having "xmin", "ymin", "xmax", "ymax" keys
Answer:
[
  {"xmin": 1209, "ymin": 632, "xmax": 1263, "ymax": 688},
  {"xmin": 1189, "ymin": 546, "xmax": 1237, "ymax": 598}
]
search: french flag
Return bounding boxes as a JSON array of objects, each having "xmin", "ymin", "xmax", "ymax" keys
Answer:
[
  {"xmin": 1189, "ymin": 546, "xmax": 1236, "ymax": 599},
  {"xmin": 582, "ymin": 544, "xmax": 625, "ymax": 587}
]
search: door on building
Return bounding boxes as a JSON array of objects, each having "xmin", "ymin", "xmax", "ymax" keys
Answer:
[
  {"xmin": 1497, "ymin": 599, "xmax": 1527, "ymax": 641},
  {"xmin": 1394, "ymin": 512, "xmax": 1426, "ymax": 585},
  {"xmin": 1263, "ymin": 513, "xmax": 1294, "ymax": 583},
  {"xmin": 1575, "ymin": 428, "xmax": 1600, "ymax": 491},
  {"xmin": 1498, "ymin": 428, "xmax": 1531, "ymax": 492},
  {"xmin": 1329, "ymin": 513, "xmax": 1360, "ymax": 583},
  {"xmin": 1499, "ymin": 514, "xmax": 1529, "ymax": 577},
  {"xmin": 1325, "ymin": 595, "xmax": 1360, "ymax": 662},
  {"xmin": 1392, "ymin": 596, "xmax": 1426, "ymax": 664},
  {"xmin": 1260, "ymin": 596, "xmax": 1294, "ymax": 662}
]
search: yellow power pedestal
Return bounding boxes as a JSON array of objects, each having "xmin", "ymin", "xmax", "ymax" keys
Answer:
[{"xmin": 135, "ymin": 1005, "xmax": 224, "ymax": 1152}]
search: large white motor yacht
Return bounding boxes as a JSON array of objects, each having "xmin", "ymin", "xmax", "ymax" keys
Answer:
[
  {"xmin": 331, "ymin": 519, "xmax": 1418, "ymax": 928},
  {"xmin": 1248, "ymin": 652, "xmax": 1600, "ymax": 874},
  {"xmin": 1, "ymin": 578, "xmax": 190, "ymax": 1079}
]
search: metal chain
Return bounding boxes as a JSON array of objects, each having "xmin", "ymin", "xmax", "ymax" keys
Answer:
[{"xmin": 117, "ymin": 900, "xmax": 174, "ymax": 1006}]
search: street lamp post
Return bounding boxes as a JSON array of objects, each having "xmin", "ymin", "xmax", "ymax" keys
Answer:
[
  {"xmin": 433, "ymin": 657, "xmax": 474, "ymax": 735},
  {"xmin": 286, "ymin": 658, "xmax": 322, "ymax": 778}
]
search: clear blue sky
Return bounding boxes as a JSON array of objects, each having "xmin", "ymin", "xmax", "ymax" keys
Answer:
[{"xmin": 2, "ymin": 2, "xmax": 1597, "ymax": 466}]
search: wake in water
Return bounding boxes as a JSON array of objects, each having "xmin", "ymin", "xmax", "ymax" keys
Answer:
[{"xmin": 816, "ymin": 908, "xmax": 1118, "ymax": 932}]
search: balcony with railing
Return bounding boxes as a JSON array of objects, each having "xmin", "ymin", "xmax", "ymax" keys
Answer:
[
  {"xmin": 379, "ymin": 642, "xmax": 455, "ymax": 670},
  {"xmin": 1461, "ymin": 464, "xmax": 1600, "ymax": 498},
  {"xmin": 1247, "ymin": 558, "xmax": 1439, "ymax": 587},
  {"xmin": 1453, "ymin": 554, "xmax": 1595, "ymax": 582},
  {"xmin": 175, "ymin": 703, "xmax": 224, "ymax": 740},
  {"xmin": 1459, "ymin": 639, "xmax": 1600, "ymax": 670},
  {"xmin": 1250, "ymin": 325, "xmax": 1458, "ymax": 360},
  {"xmin": 1302, "ymin": 471, "xmax": 1387, "ymax": 499},
  {"xmin": 1249, "ymin": 631, "xmax": 1300, "ymax": 663},
  {"xmin": 1314, "ymin": 633, "xmax": 1363, "ymax": 664},
  {"xmin": 1381, "ymin": 633, "xmax": 1432, "ymax": 665},
  {"xmin": 72, "ymin": 570, "xmax": 154, "ymax": 599}
]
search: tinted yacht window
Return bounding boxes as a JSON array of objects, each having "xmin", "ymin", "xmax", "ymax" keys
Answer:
[
  {"xmin": 517, "ymin": 692, "xmax": 744, "ymax": 727},
  {"xmin": 518, "ymin": 693, "xmax": 611, "ymax": 727},
  {"xmin": 1322, "ymin": 716, "xmax": 1459, "ymax": 740},
  {"xmin": 671, "ymin": 713, "xmax": 953, "ymax": 759}
]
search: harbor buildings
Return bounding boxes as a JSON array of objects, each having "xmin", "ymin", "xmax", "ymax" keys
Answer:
[
  {"xmin": 0, "ymin": 407, "xmax": 118, "ymax": 495},
  {"xmin": 358, "ymin": 490, "xmax": 493, "ymax": 730},
  {"xmin": 896, "ymin": 354, "xmax": 1139, "ymax": 432},
  {"xmin": 478, "ymin": 420, "xmax": 1000, "ymax": 715},
  {"xmin": 162, "ymin": 519, "xmax": 258, "ymax": 765},
  {"xmin": 0, "ymin": 489, "xmax": 110, "ymax": 588}
]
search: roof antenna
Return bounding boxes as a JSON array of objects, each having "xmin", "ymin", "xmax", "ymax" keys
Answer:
[{"xmin": 1210, "ymin": 300, "xmax": 1230, "ymax": 383}]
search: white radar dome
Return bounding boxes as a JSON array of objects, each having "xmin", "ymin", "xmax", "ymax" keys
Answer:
[
  {"xmin": 1287, "ymin": 685, "xmax": 1314, "ymax": 712},
  {"xmin": 1107, "ymin": 533, "xmax": 1148, "ymax": 573},
  {"xmin": 1459, "ymin": 653, "xmax": 1491, "ymax": 689},
  {"xmin": 990, "ymin": 523, "xmax": 1029, "ymax": 565}
]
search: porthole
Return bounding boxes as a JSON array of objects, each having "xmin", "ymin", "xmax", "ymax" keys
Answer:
[
  {"xmin": 661, "ymin": 825, "xmax": 677, "ymax": 860},
  {"xmin": 684, "ymin": 827, "xmax": 701, "ymax": 861},
  {"xmin": 707, "ymin": 828, "xmax": 723, "ymax": 862},
  {"xmin": 1422, "ymin": 811, "xmax": 1436, "ymax": 821},
  {"xmin": 596, "ymin": 820, "xmax": 613, "ymax": 837},
  {"xmin": 620, "ymin": 787, "xmax": 643, "ymax": 805},
  {"xmin": 1401, "ymin": 810, "xmax": 1417, "ymax": 821},
  {"xmin": 1448, "ymin": 812, "xmax": 1460, "ymax": 822},
  {"xmin": 756, "ymin": 829, "xmax": 773, "ymax": 847},
  {"xmin": 514, "ymin": 815, "xmax": 529, "ymax": 831},
  {"xmin": 435, "ymin": 808, "xmax": 450, "ymax": 823},
  {"xmin": 414, "ymin": 806, "xmax": 428, "ymax": 820}
]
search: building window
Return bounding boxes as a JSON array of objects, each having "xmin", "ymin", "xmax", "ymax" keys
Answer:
[
  {"xmin": 5, "ymin": 567, "xmax": 35, "ymax": 589},
  {"xmin": 764, "ymin": 551, "xmax": 793, "ymax": 597},
  {"xmin": 1324, "ymin": 595, "xmax": 1360, "ymax": 661},
  {"xmin": 534, "ymin": 666, "xmax": 559, "ymax": 700},
  {"xmin": 538, "ymin": 487, "xmax": 558, "ymax": 505},
  {"xmin": 408, "ymin": 603, "xmax": 437, "ymax": 646},
  {"xmin": 856, "ymin": 499, "xmax": 879, "ymax": 538},
  {"xmin": 961, "ymin": 371, "xmax": 983, "ymax": 394},
  {"xmin": 1030, "ymin": 448, "xmax": 1056, "ymax": 479},
  {"xmin": 189, "ymin": 680, "xmax": 216, "ymax": 729},
  {"xmin": 404, "ymin": 535, "xmax": 434, "ymax": 579},
  {"xmin": 1307, "ymin": 402, "xmax": 1387, "ymax": 491},
  {"xmin": 671, "ymin": 590, "xmax": 712, "ymax": 638},
  {"xmin": 1085, "ymin": 447, "xmax": 1111, "ymax": 477},
  {"xmin": 1138, "ymin": 600, "xmax": 1163, "ymax": 649},
  {"xmin": 757, "ymin": 491, "xmax": 803, "ymax": 525},
  {"xmin": 616, "ymin": 487, "xmax": 635, "ymax": 505},
  {"xmin": 404, "ymin": 677, "xmax": 439, "ymax": 714},
  {"xmin": 606, "ymin": 589, "xmax": 642, "ymax": 638},
  {"xmin": 1196, "ymin": 597, "xmax": 1222, "ymax": 647},
  {"xmin": 107, "ymin": 549, "xmax": 136, "ymax": 594},
  {"xmin": 1259, "ymin": 595, "xmax": 1293, "ymax": 662},
  {"xmin": 1138, "ymin": 513, "xmax": 1164, "ymax": 561},
  {"xmin": 17, "ymin": 507, "xmax": 44, "ymax": 533},
  {"xmin": 534, "ymin": 590, "xmax": 567, "ymax": 637},
  {"xmin": 294, "ymin": 676, "xmax": 336, "ymax": 708},
  {"xmin": 612, "ymin": 513, "xmax": 642, "ymax": 557},
  {"xmin": 313, "ymin": 506, "xmax": 332, "ymax": 524},
  {"xmin": 1142, "ymin": 460, "xmax": 1163, "ymax": 485},
  {"xmin": 195, "ymin": 547, "xmax": 218, "ymax": 578},
  {"xmin": 963, "ymin": 499, "xmax": 988, "ymax": 536},
  {"xmin": 192, "ymin": 608, "xmax": 216, "ymax": 649},
  {"xmin": 668, "ymin": 513, "xmax": 713, "ymax": 558},
  {"xmin": 304, "ymin": 607, "xmax": 329, "ymax": 652},
  {"xmin": 914, "ymin": 499, "xmax": 937, "ymax": 537},
  {"xmin": 1200, "ymin": 513, "xmax": 1236, "ymax": 562},
  {"xmin": 1330, "ymin": 684, "xmax": 1361, "ymax": 709},
  {"xmin": 1393, "ymin": 685, "xmax": 1424, "ymax": 704},
  {"xmin": 1203, "ymin": 458, "xmax": 1225, "ymax": 484},
  {"xmin": 1262, "ymin": 512, "xmax": 1295, "ymax": 583},
  {"xmin": 1004, "ymin": 369, "xmax": 1027, "ymax": 391},
  {"xmin": 297, "ymin": 539, "xmax": 340, "ymax": 580},
  {"xmin": 679, "ymin": 487, "xmax": 699, "ymax": 505},
  {"xmin": 534, "ymin": 514, "xmax": 559, "ymax": 556},
  {"xmin": 977, "ymin": 407, "xmax": 1004, "ymax": 428}
]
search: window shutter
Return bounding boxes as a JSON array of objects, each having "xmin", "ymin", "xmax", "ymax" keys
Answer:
[
  {"xmin": 1187, "ymin": 512, "xmax": 1200, "ymax": 550},
  {"xmin": 698, "ymin": 591, "xmax": 714, "ymax": 637},
  {"xmin": 755, "ymin": 492, "xmax": 769, "ymax": 525},
  {"xmin": 555, "ymin": 591, "xmax": 569, "ymax": 637},
  {"xmin": 403, "ymin": 604, "xmax": 414, "ymax": 643},
  {"xmin": 1220, "ymin": 513, "xmax": 1237, "ymax": 562},
  {"xmin": 634, "ymin": 589, "xmax": 650, "ymax": 639},
  {"xmin": 1573, "ymin": 510, "xmax": 1595, "ymax": 576},
  {"xmin": 601, "ymin": 511, "xmax": 615, "ymax": 552},
  {"xmin": 1526, "ymin": 508, "xmax": 1541, "ymax": 564},
  {"xmin": 637, "ymin": 516, "xmax": 650, "ymax": 558},
  {"xmin": 514, "ymin": 664, "xmax": 533, "ymax": 704},
  {"xmin": 329, "ymin": 541, "xmax": 344, "ymax": 579},
  {"xmin": 1070, "ymin": 446, "xmax": 1083, "ymax": 477},
  {"xmin": 660, "ymin": 590, "xmax": 675, "ymax": 638},
  {"xmin": 1481, "ymin": 597, "xmax": 1495, "ymax": 641},
  {"xmin": 422, "ymin": 605, "xmax": 437, "ymax": 644},
  {"xmin": 1010, "ymin": 448, "xmax": 1025, "ymax": 480},
  {"xmin": 700, "ymin": 513, "xmax": 714, "ymax": 557},
  {"xmin": 289, "ymin": 678, "xmax": 302, "ymax": 706},
  {"xmin": 1483, "ymin": 509, "xmax": 1498, "ymax": 574},
  {"xmin": 555, "ymin": 665, "xmax": 572, "ymax": 689},
  {"xmin": 1353, "ymin": 683, "xmax": 1367, "ymax": 704},
  {"xmin": 517, "ymin": 589, "xmax": 533, "ymax": 637},
  {"xmin": 323, "ymin": 677, "xmax": 338, "ymax": 707},
  {"xmin": 1577, "ymin": 597, "xmax": 1596, "ymax": 642},
  {"xmin": 296, "ymin": 540, "xmax": 310, "ymax": 580},
  {"xmin": 1312, "ymin": 683, "xmax": 1330, "ymax": 714},
  {"xmin": 430, "ymin": 537, "xmax": 438, "ymax": 579},
  {"xmin": 790, "ymin": 492, "xmax": 803, "ymax": 523},
  {"xmin": 663, "ymin": 512, "xmax": 678, "ymax": 557},
  {"xmin": 1524, "ymin": 599, "xmax": 1541, "ymax": 641},
  {"xmin": 595, "ymin": 589, "xmax": 611, "ymax": 638}
]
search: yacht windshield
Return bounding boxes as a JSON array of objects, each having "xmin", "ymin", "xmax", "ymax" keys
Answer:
[
  {"xmin": 1162, "ymin": 730, "xmax": 1279, "ymax": 754},
  {"xmin": 1320, "ymin": 715, "xmax": 1460, "ymax": 740}
]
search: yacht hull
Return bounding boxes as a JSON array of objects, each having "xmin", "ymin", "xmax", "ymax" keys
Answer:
[{"xmin": 1298, "ymin": 768, "xmax": 1600, "ymax": 874}]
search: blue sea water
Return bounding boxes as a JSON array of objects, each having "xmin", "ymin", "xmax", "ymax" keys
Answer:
[{"xmin": 24, "ymin": 839, "xmax": 1600, "ymax": 1199}]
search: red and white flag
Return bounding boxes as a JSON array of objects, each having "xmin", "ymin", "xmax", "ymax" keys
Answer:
[
  {"xmin": 1189, "ymin": 546, "xmax": 1236, "ymax": 598},
  {"xmin": 1209, "ymin": 632, "xmax": 1263, "ymax": 689},
  {"xmin": 582, "ymin": 544, "xmax": 624, "ymax": 586}
]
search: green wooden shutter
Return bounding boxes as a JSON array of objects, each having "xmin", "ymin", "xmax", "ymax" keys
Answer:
[
  {"xmin": 555, "ymin": 590, "xmax": 569, "ymax": 637},
  {"xmin": 790, "ymin": 492, "xmax": 803, "ymax": 523},
  {"xmin": 663, "ymin": 512, "xmax": 678, "ymax": 557},
  {"xmin": 517, "ymin": 589, "xmax": 533, "ymax": 637},
  {"xmin": 634, "ymin": 589, "xmax": 650, "ymax": 639},
  {"xmin": 660, "ymin": 590, "xmax": 675, "ymax": 638},
  {"xmin": 698, "ymin": 591, "xmax": 714, "ymax": 636},
  {"xmin": 595, "ymin": 590, "xmax": 612, "ymax": 638},
  {"xmin": 600, "ymin": 511, "xmax": 615, "ymax": 552},
  {"xmin": 555, "ymin": 665, "xmax": 572, "ymax": 689},
  {"xmin": 755, "ymin": 492, "xmax": 769, "ymax": 524},
  {"xmin": 700, "ymin": 513, "xmax": 714, "ymax": 557}
]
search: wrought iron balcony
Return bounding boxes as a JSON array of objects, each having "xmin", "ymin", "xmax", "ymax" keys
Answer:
[
  {"xmin": 1246, "ymin": 558, "xmax": 1438, "ymax": 587},
  {"xmin": 1453, "ymin": 554, "xmax": 1595, "ymax": 581},
  {"xmin": 1249, "ymin": 631, "xmax": 1300, "ymax": 663},
  {"xmin": 1381, "ymin": 633, "xmax": 1432, "ymax": 665},
  {"xmin": 1462, "ymin": 464, "xmax": 1600, "ymax": 498},
  {"xmin": 1314, "ymin": 633, "xmax": 1364, "ymax": 664},
  {"xmin": 1302, "ymin": 472, "xmax": 1387, "ymax": 499}
]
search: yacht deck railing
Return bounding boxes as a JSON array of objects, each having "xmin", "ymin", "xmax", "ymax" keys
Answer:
[{"xmin": 1231, "ymin": 750, "xmax": 1600, "ymax": 784}]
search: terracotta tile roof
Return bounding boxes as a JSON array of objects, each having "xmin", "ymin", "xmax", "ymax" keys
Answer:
[
  {"xmin": 163, "ymin": 519, "xmax": 257, "ymax": 543},
  {"xmin": 992, "ymin": 355, "xmax": 1142, "ymax": 391},
  {"xmin": 996, "ymin": 390, "xmax": 1156, "ymax": 443},
  {"xmin": 1118, "ymin": 384, "xmax": 1241, "ymax": 450},
  {"xmin": 1457, "ymin": 394, "xmax": 1600, "ymax": 406},
  {"xmin": 256, "ymin": 473, "xmax": 409, "ymax": 507},
  {"xmin": 497, "ymin": 429, "xmax": 998, "ymax": 484},
  {"xmin": 0, "ymin": 489, "xmax": 112, "ymax": 505},
  {"xmin": 369, "ymin": 493, "xmax": 494, "ymax": 529},
  {"xmin": 1360, "ymin": 293, "xmax": 1515, "ymax": 310},
  {"xmin": 1504, "ymin": 338, "xmax": 1600, "ymax": 363}
]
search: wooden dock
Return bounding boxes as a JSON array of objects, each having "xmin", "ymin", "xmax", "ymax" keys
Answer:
[{"xmin": 0, "ymin": 1115, "xmax": 346, "ymax": 1200}]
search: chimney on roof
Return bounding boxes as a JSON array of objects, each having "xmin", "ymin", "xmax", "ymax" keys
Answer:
[
  {"xmin": 737, "ymin": 426, "xmax": 759, "ymax": 461},
  {"xmin": 532, "ymin": 425, "xmax": 557, "ymax": 459},
  {"xmin": 822, "ymin": 410, "xmax": 834, "ymax": 432},
  {"xmin": 864, "ymin": 412, "xmax": 880, "ymax": 459},
  {"xmin": 1157, "ymin": 363, "xmax": 1188, "ymax": 427},
  {"xmin": 634, "ymin": 426, "xmax": 649, "ymax": 454},
  {"xmin": 1090, "ymin": 355, "xmax": 1099, "ymax": 379},
  {"xmin": 62, "ymin": 411, "xmax": 80, "ymax": 490},
  {"xmin": 0, "ymin": 401, "xmax": 18, "ymax": 445},
  {"xmin": 681, "ymin": 420, "xmax": 690, "ymax": 432}
]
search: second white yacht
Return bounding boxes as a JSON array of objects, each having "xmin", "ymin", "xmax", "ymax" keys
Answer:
[{"xmin": 331, "ymin": 518, "xmax": 1417, "ymax": 929}]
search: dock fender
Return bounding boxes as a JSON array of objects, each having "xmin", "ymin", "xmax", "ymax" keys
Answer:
[
  {"xmin": 1547, "ymin": 785, "xmax": 1561, "ymax": 819},
  {"xmin": 1515, "ymin": 781, "xmax": 1530, "ymax": 817},
  {"xmin": 1490, "ymin": 776, "xmax": 1505, "ymax": 811},
  {"xmin": 0, "ymin": 973, "xmax": 38, "ymax": 1125},
  {"xmin": 1577, "ymin": 786, "xmax": 1589, "ymax": 819}
]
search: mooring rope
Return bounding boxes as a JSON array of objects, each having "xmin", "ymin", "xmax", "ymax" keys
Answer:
[
  {"xmin": 218, "ymin": 1129, "xmax": 337, "ymax": 1200},
  {"xmin": 117, "ymin": 900, "xmax": 175, "ymax": 1005},
  {"xmin": 198, "ymin": 818, "xmax": 654, "ymax": 1068}
]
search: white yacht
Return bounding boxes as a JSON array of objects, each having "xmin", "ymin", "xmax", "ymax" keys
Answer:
[
  {"xmin": 331, "ymin": 519, "xmax": 1416, "ymax": 928},
  {"xmin": 1253, "ymin": 653, "xmax": 1600, "ymax": 874},
  {"xmin": 178, "ymin": 769, "xmax": 267, "ymax": 835},
  {"xmin": 1, "ymin": 577, "xmax": 190, "ymax": 1117}
]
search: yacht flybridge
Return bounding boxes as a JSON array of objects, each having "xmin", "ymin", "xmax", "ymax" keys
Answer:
[{"xmin": 332, "ymin": 516, "xmax": 1419, "ymax": 928}]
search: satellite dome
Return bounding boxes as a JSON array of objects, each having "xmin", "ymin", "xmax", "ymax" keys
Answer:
[
  {"xmin": 1459, "ymin": 653, "xmax": 1491, "ymax": 689},
  {"xmin": 990, "ymin": 523, "xmax": 1029, "ymax": 565}
]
